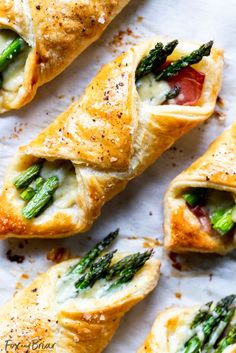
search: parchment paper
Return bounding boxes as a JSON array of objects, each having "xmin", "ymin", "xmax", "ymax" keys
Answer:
[{"xmin": 0, "ymin": 0, "xmax": 236, "ymax": 351}]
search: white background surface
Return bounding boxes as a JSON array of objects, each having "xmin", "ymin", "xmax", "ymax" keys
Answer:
[{"xmin": 0, "ymin": 0, "xmax": 236, "ymax": 351}]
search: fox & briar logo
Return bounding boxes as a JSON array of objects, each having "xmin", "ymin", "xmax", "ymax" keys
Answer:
[{"xmin": 5, "ymin": 339, "xmax": 56, "ymax": 352}]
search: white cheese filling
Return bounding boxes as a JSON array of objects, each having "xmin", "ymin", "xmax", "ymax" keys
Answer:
[
  {"xmin": 204, "ymin": 189, "xmax": 235, "ymax": 217},
  {"xmin": 167, "ymin": 307, "xmax": 236, "ymax": 353},
  {"xmin": 40, "ymin": 160, "xmax": 78, "ymax": 210},
  {"xmin": 198, "ymin": 189, "xmax": 236, "ymax": 231},
  {"xmin": 56, "ymin": 254, "xmax": 132, "ymax": 304},
  {"xmin": 0, "ymin": 29, "xmax": 30, "ymax": 105},
  {"xmin": 17, "ymin": 160, "xmax": 79, "ymax": 224},
  {"xmin": 136, "ymin": 73, "xmax": 171, "ymax": 105}
]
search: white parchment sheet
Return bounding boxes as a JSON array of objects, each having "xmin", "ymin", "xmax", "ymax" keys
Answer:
[{"xmin": 0, "ymin": 0, "xmax": 236, "ymax": 351}]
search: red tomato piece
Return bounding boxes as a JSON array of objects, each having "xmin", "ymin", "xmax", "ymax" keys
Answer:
[{"xmin": 166, "ymin": 66, "xmax": 205, "ymax": 106}]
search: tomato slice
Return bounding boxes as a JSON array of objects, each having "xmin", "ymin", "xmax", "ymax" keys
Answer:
[{"xmin": 166, "ymin": 66, "xmax": 205, "ymax": 106}]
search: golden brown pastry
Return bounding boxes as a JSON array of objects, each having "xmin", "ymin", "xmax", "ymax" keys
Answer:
[
  {"xmin": 0, "ymin": 37, "xmax": 223, "ymax": 239},
  {"xmin": 164, "ymin": 124, "xmax": 236, "ymax": 254},
  {"xmin": 0, "ymin": 0, "xmax": 130, "ymax": 113},
  {"xmin": 0, "ymin": 233, "xmax": 160, "ymax": 353},
  {"xmin": 138, "ymin": 295, "xmax": 236, "ymax": 353}
]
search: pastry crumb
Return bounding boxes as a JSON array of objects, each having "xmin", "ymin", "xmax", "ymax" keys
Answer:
[
  {"xmin": 175, "ymin": 292, "xmax": 182, "ymax": 299},
  {"xmin": 47, "ymin": 247, "xmax": 71, "ymax": 263}
]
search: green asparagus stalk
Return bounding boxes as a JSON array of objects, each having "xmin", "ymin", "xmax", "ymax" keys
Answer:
[
  {"xmin": 107, "ymin": 249, "xmax": 153, "ymax": 290},
  {"xmin": 22, "ymin": 176, "xmax": 59, "ymax": 219},
  {"xmin": 20, "ymin": 187, "xmax": 35, "ymax": 201},
  {"xmin": 106, "ymin": 249, "xmax": 153, "ymax": 281},
  {"xmin": 183, "ymin": 336, "xmax": 201, "ymax": 353},
  {"xmin": 182, "ymin": 295, "xmax": 236, "ymax": 353},
  {"xmin": 35, "ymin": 176, "xmax": 45, "ymax": 190},
  {"xmin": 69, "ymin": 229, "xmax": 119, "ymax": 275},
  {"xmin": 156, "ymin": 41, "xmax": 213, "ymax": 81},
  {"xmin": 19, "ymin": 176, "xmax": 45, "ymax": 202},
  {"xmin": 183, "ymin": 188, "xmax": 207, "ymax": 207},
  {"xmin": 75, "ymin": 251, "xmax": 116, "ymax": 291},
  {"xmin": 135, "ymin": 40, "xmax": 178, "ymax": 80},
  {"xmin": 215, "ymin": 324, "xmax": 236, "ymax": 353},
  {"xmin": 106, "ymin": 252, "xmax": 142, "ymax": 280},
  {"xmin": 14, "ymin": 164, "xmax": 41, "ymax": 189},
  {"xmin": 190, "ymin": 302, "xmax": 213, "ymax": 329},
  {"xmin": 0, "ymin": 37, "xmax": 26, "ymax": 73},
  {"xmin": 202, "ymin": 307, "xmax": 235, "ymax": 351},
  {"xmin": 211, "ymin": 206, "xmax": 236, "ymax": 236},
  {"xmin": 165, "ymin": 85, "xmax": 181, "ymax": 101}
]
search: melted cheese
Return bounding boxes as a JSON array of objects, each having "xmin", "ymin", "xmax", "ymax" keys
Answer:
[
  {"xmin": 0, "ymin": 29, "xmax": 30, "ymax": 108},
  {"xmin": 136, "ymin": 73, "xmax": 170, "ymax": 105},
  {"xmin": 56, "ymin": 254, "xmax": 132, "ymax": 304},
  {"xmin": 0, "ymin": 30, "xmax": 17, "ymax": 52},
  {"xmin": 2, "ymin": 49, "xmax": 30, "ymax": 91},
  {"xmin": 164, "ymin": 306, "xmax": 236, "ymax": 353},
  {"xmin": 41, "ymin": 160, "xmax": 78, "ymax": 208},
  {"xmin": 205, "ymin": 189, "xmax": 234, "ymax": 216},
  {"xmin": 168, "ymin": 316, "xmax": 194, "ymax": 353},
  {"xmin": 30, "ymin": 160, "xmax": 79, "ymax": 224}
]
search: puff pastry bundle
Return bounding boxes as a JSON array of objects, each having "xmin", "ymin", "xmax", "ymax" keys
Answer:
[
  {"xmin": 164, "ymin": 124, "xmax": 236, "ymax": 254},
  {"xmin": 138, "ymin": 294, "xmax": 236, "ymax": 353},
  {"xmin": 0, "ymin": 0, "xmax": 130, "ymax": 113},
  {"xmin": 0, "ymin": 232, "xmax": 160, "ymax": 353},
  {"xmin": 0, "ymin": 37, "xmax": 223, "ymax": 239}
]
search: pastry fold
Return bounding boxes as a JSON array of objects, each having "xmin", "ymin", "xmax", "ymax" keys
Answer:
[
  {"xmin": 0, "ymin": 37, "xmax": 223, "ymax": 238},
  {"xmin": 137, "ymin": 303, "xmax": 236, "ymax": 353},
  {"xmin": 164, "ymin": 124, "xmax": 236, "ymax": 254},
  {"xmin": 0, "ymin": 0, "xmax": 130, "ymax": 112},
  {"xmin": 0, "ymin": 241, "xmax": 160, "ymax": 353}
]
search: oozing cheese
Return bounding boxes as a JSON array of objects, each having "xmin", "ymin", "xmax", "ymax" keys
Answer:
[
  {"xmin": 0, "ymin": 29, "xmax": 30, "ymax": 108},
  {"xmin": 204, "ymin": 189, "xmax": 234, "ymax": 217},
  {"xmin": 2, "ymin": 49, "xmax": 30, "ymax": 91},
  {"xmin": 56, "ymin": 253, "xmax": 134, "ymax": 304},
  {"xmin": 32, "ymin": 160, "xmax": 79, "ymax": 224},
  {"xmin": 136, "ymin": 73, "xmax": 171, "ymax": 105},
  {"xmin": 0, "ymin": 30, "xmax": 17, "ymax": 52},
  {"xmin": 157, "ymin": 306, "xmax": 236, "ymax": 353},
  {"xmin": 57, "ymin": 275, "xmax": 111, "ymax": 304}
]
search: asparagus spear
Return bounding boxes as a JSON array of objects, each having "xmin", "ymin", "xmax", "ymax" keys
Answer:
[
  {"xmin": 165, "ymin": 85, "xmax": 181, "ymax": 101},
  {"xmin": 211, "ymin": 206, "xmax": 236, "ymax": 236},
  {"xmin": 19, "ymin": 176, "xmax": 45, "ymax": 202},
  {"xmin": 183, "ymin": 336, "xmax": 201, "ymax": 353},
  {"xmin": 215, "ymin": 324, "xmax": 236, "ymax": 353},
  {"xmin": 182, "ymin": 295, "xmax": 236, "ymax": 353},
  {"xmin": 107, "ymin": 249, "xmax": 153, "ymax": 290},
  {"xmin": 22, "ymin": 176, "xmax": 59, "ymax": 219},
  {"xmin": 202, "ymin": 307, "xmax": 235, "ymax": 352},
  {"xmin": 69, "ymin": 229, "xmax": 119, "ymax": 275},
  {"xmin": 0, "ymin": 37, "xmax": 26, "ymax": 73},
  {"xmin": 14, "ymin": 164, "xmax": 41, "ymax": 189},
  {"xmin": 20, "ymin": 187, "xmax": 35, "ymax": 201},
  {"xmin": 106, "ymin": 249, "xmax": 153, "ymax": 281},
  {"xmin": 183, "ymin": 188, "xmax": 207, "ymax": 207},
  {"xmin": 156, "ymin": 41, "xmax": 213, "ymax": 81},
  {"xmin": 190, "ymin": 302, "xmax": 213, "ymax": 329},
  {"xmin": 35, "ymin": 176, "xmax": 45, "ymax": 190},
  {"xmin": 75, "ymin": 251, "xmax": 116, "ymax": 291},
  {"xmin": 135, "ymin": 40, "xmax": 178, "ymax": 80}
]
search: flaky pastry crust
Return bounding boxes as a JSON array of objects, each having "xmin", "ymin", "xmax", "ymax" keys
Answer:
[
  {"xmin": 0, "ymin": 252, "xmax": 160, "ymax": 353},
  {"xmin": 164, "ymin": 124, "xmax": 236, "ymax": 254},
  {"xmin": 0, "ymin": 37, "xmax": 223, "ymax": 238},
  {"xmin": 0, "ymin": 0, "xmax": 130, "ymax": 112}
]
